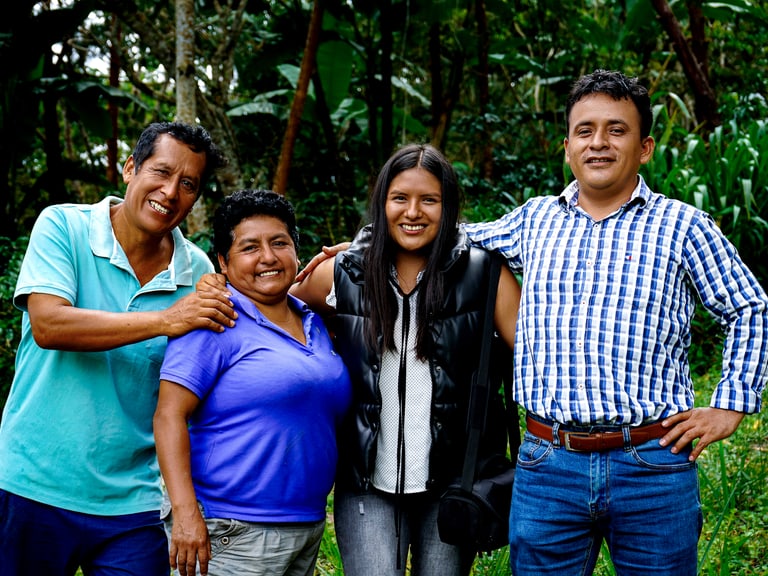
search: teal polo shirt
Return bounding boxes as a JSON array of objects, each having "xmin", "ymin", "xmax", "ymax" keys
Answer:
[{"xmin": 0, "ymin": 196, "xmax": 214, "ymax": 515}]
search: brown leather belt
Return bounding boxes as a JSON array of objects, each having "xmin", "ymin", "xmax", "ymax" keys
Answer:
[{"xmin": 525, "ymin": 415, "xmax": 667, "ymax": 452}]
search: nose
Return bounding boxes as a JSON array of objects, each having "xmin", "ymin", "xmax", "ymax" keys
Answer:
[
  {"xmin": 161, "ymin": 176, "xmax": 181, "ymax": 200},
  {"xmin": 590, "ymin": 128, "xmax": 609, "ymax": 149},
  {"xmin": 260, "ymin": 244, "xmax": 278, "ymax": 263},
  {"xmin": 405, "ymin": 198, "xmax": 421, "ymax": 218}
]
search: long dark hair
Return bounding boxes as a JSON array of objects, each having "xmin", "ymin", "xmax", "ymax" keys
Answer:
[{"xmin": 364, "ymin": 143, "xmax": 462, "ymax": 359}]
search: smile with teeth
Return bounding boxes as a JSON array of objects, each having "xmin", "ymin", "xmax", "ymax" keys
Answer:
[
  {"xmin": 586, "ymin": 158, "xmax": 612, "ymax": 164},
  {"xmin": 401, "ymin": 224, "xmax": 426, "ymax": 231},
  {"xmin": 149, "ymin": 200, "xmax": 171, "ymax": 215},
  {"xmin": 258, "ymin": 270, "xmax": 280, "ymax": 277}
]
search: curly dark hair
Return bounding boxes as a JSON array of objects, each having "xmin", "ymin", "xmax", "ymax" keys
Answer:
[
  {"xmin": 213, "ymin": 189, "xmax": 299, "ymax": 261},
  {"xmin": 566, "ymin": 69, "xmax": 653, "ymax": 140}
]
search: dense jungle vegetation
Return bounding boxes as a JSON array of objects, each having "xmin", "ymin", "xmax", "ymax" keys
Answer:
[{"xmin": 2, "ymin": 1, "xmax": 767, "ymax": 573}]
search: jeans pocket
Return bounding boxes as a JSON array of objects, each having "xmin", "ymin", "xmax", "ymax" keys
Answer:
[
  {"xmin": 516, "ymin": 433, "xmax": 554, "ymax": 468},
  {"xmin": 629, "ymin": 439, "xmax": 697, "ymax": 471}
]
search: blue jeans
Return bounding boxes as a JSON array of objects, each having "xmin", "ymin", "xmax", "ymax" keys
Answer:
[
  {"xmin": 0, "ymin": 488, "xmax": 169, "ymax": 576},
  {"xmin": 510, "ymin": 427, "xmax": 703, "ymax": 576},
  {"xmin": 334, "ymin": 487, "xmax": 475, "ymax": 576}
]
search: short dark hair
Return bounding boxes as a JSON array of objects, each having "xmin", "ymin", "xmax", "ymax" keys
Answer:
[
  {"xmin": 566, "ymin": 69, "xmax": 653, "ymax": 139},
  {"xmin": 213, "ymin": 189, "xmax": 299, "ymax": 261},
  {"xmin": 131, "ymin": 121, "xmax": 227, "ymax": 189}
]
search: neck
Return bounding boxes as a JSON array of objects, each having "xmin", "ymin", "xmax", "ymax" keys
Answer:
[
  {"xmin": 110, "ymin": 204, "xmax": 173, "ymax": 285},
  {"xmin": 255, "ymin": 298, "xmax": 306, "ymax": 344},
  {"xmin": 394, "ymin": 253, "xmax": 426, "ymax": 294}
]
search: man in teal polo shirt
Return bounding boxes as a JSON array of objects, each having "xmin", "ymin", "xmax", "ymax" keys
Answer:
[{"xmin": 0, "ymin": 122, "xmax": 236, "ymax": 576}]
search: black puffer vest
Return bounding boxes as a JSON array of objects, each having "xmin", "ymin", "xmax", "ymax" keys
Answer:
[{"xmin": 330, "ymin": 225, "xmax": 511, "ymax": 493}]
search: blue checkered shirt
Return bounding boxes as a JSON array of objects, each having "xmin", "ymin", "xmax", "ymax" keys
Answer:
[{"xmin": 464, "ymin": 176, "xmax": 768, "ymax": 425}]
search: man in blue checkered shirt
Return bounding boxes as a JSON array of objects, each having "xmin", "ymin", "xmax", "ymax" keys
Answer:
[{"xmin": 464, "ymin": 69, "xmax": 768, "ymax": 576}]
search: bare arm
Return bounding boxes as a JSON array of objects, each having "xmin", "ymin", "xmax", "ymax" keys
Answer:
[
  {"xmin": 294, "ymin": 242, "xmax": 350, "ymax": 283},
  {"xmin": 494, "ymin": 265, "xmax": 521, "ymax": 350},
  {"xmin": 26, "ymin": 291, "xmax": 236, "ymax": 352},
  {"xmin": 154, "ymin": 381, "xmax": 210, "ymax": 576},
  {"xmin": 289, "ymin": 256, "xmax": 337, "ymax": 314},
  {"xmin": 659, "ymin": 407, "xmax": 745, "ymax": 461}
]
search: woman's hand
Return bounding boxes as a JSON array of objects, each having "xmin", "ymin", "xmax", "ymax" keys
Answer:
[
  {"xmin": 295, "ymin": 243, "xmax": 350, "ymax": 283},
  {"xmin": 169, "ymin": 504, "xmax": 211, "ymax": 576}
]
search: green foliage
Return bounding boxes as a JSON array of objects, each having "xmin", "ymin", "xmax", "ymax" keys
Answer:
[
  {"xmin": 695, "ymin": 367, "xmax": 768, "ymax": 576},
  {"xmin": 644, "ymin": 102, "xmax": 768, "ymax": 289},
  {"xmin": 0, "ymin": 236, "xmax": 26, "ymax": 417}
]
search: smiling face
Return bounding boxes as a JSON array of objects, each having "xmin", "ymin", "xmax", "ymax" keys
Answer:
[
  {"xmin": 385, "ymin": 167, "xmax": 443, "ymax": 256},
  {"xmin": 564, "ymin": 93, "xmax": 655, "ymax": 204},
  {"xmin": 120, "ymin": 133, "xmax": 207, "ymax": 238},
  {"xmin": 218, "ymin": 215, "xmax": 298, "ymax": 307}
]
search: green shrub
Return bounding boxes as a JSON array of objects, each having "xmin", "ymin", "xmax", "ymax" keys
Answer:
[{"xmin": 0, "ymin": 236, "xmax": 26, "ymax": 418}]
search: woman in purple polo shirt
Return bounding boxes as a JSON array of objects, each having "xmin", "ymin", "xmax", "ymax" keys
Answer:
[{"xmin": 154, "ymin": 189, "xmax": 352, "ymax": 576}]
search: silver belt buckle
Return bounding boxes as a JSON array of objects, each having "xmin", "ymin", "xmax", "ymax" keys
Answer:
[{"xmin": 563, "ymin": 432, "xmax": 591, "ymax": 452}]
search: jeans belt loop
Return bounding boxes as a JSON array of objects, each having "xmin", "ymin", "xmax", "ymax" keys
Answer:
[
  {"xmin": 622, "ymin": 425, "xmax": 632, "ymax": 449},
  {"xmin": 551, "ymin": 421, "xmax": 562, "ymax": 448}
]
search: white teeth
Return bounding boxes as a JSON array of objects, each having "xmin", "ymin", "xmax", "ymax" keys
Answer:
[
  {"xmin": 259, "ymin": 271, "xmax": 279, "ymax": 277},
  {"xmin": 402, "ymin": 224, "xmax": 425, "ymax": 231},
  {"xmin": 149, "ymin": 200, "xmax": 170, "ymax": 215}
]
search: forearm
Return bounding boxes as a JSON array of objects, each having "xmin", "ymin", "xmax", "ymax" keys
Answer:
[
  {"xmin": 154, "ymin": 402, "xmax": 198, "ymax": 514},
  {"xmin": 27, "ymin": 290, "xmax": 235, "ymax": 352},
  {"xmin": 31, "ymin": 306, "xmax": 169, "ymax": 352}
]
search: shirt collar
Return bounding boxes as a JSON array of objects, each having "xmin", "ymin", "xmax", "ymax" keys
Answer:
[
  {"xmin": 227, "ymin": 283, "xmax": 311, "ymax": 320},
  {"xmin": 558, "ymin": 175, "xmax": 651, "ymax": 211},
  {"xmin": 89, "ymin": 195, "xmax": 194, "ymax": 286}
]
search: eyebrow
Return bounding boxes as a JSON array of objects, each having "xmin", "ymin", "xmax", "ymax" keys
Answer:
[
  {"xmin": 574, "ymin": 118, "xmax": 630, "ymax": 129},
  {"xmin": 234, "ymin": 231, "xmax": 291, "ymax": 245}
]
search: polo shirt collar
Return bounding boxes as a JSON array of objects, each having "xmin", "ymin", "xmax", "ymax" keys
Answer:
[{"xmin": 89, "ymin": 195, "xmax": 195, "ymax": 287}]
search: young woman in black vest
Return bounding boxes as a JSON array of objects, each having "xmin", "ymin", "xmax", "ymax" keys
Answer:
[{"xmin": 291, "ymin": 143, "xmax": 520, "ymax": 576}]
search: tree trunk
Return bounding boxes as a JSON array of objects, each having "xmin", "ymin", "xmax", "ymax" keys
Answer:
[
  {"xmin": 649, "ymin": 0, "xmax": 721, "ymax": 129},
  {"xmin": 429, "ymin": 22, "xmax": 465, "ymax": 151},
  {"xmin": 272, "ymin": 0, "xmax": 323, "ymax": 196},
  {"xmin": 379, "ymin": 0, "xmax": 394, "ymax": 159},
  {"xmin": 176, "ymin": 0, "xmax": 209, "ymax": 235},
  {"xmin": 475, "ymin": 0, "xmax": 493, "ymax": 180},
  {"xmin": 175, "ymin": 0, "xmax": 196, "ymax": 123},
  {"xmin": 107, "ymin": 14, "xmax": 121, "ymax": 188}
]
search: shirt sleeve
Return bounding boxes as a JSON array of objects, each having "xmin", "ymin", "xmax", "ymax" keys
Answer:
[
  {"xmin": 160, "ymin": 329, "xmax": 227, "ymax": 399},
  {"xmin": 462, "ymin": 207, "xmax": 525, "ymax": 273},
  {"xmin": 684, "ymin": 211, "xmax": 768, "ymax": 413},
  {"xmin": 14, "ymin": 206, "xmax": 80, "ymax": 310}
]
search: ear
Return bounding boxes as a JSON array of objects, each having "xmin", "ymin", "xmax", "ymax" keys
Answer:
[
  {"xmin": 217, "ymin": 253, "xmax": 228, "ymax": 275},
  {"xmin": 563, "ymin": 137, "xmax": 571, "ymax": 164},
  {"xmin": 639, "ymin": 136, "xmax": 655, "ymax": 165},
  {"xmin": 122, "ymin": 156, "xmax": 136, "ymax": 183}
]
